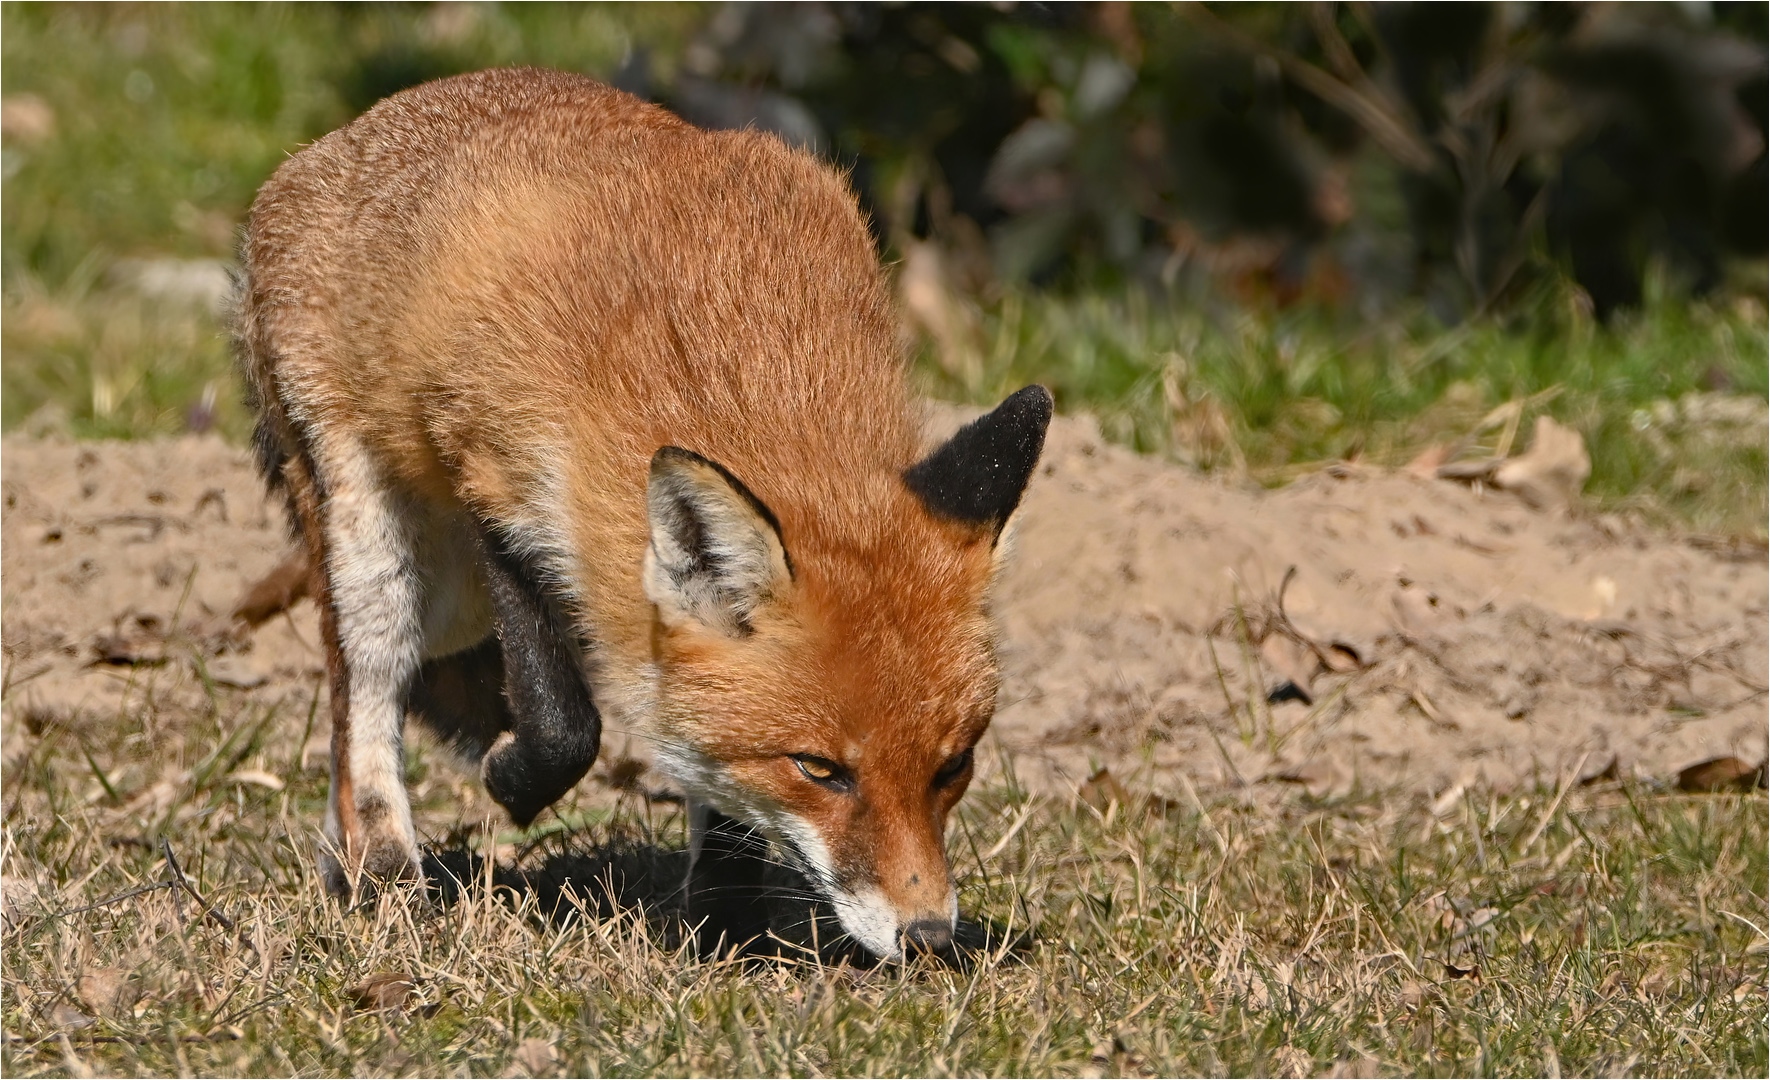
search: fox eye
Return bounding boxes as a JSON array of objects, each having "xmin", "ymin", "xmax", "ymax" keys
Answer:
[
  {"xmin": 792, "ymin": 755, "xmax": 853, "ymax": 792},
  {"xmin": 933, "ymin": 748, "xmax": 974, "ymax": 788}
]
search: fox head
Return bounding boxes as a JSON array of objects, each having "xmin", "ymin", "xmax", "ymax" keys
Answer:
[{"xmin": 641, "ymin": 386, "xmax": 1052, "ymax": 958}]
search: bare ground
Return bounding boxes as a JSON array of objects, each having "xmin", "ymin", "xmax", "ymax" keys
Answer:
[{"xmin": 3, "ymin": 416, "xmax": 1764, "ymax": 819}]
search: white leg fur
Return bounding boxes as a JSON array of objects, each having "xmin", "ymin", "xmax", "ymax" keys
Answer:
[{"xmin": 314, "ymin": 433, "xmax": 425, "ymax": 881}]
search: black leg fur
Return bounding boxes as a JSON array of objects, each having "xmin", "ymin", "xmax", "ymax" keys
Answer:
[
  {"xmin": 474, "ymin": 528, "xmax": 603, "ymax": 827},
  {"xmin": 687, "ymin": 805, "xmax": 775, "ymax": 959},
  {"xmin": 406, "ymin": 636, "xmax": 513, "ymax": 762}
]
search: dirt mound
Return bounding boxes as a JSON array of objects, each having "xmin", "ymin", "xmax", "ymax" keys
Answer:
[
  {"xmin": 992, "ymin": 414, "xmax": 1765, "ymax": 797},
  {"xmin": 3, "ymin": 423, "xmax": 1764, "ymax": 804}
]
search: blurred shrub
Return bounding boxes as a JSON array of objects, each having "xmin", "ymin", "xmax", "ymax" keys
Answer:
[{"xmin": 644, "ymin": 2, "xmax": 1767, "ymax": 319}]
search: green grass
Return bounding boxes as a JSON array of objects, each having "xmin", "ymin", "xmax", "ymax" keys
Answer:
[
  {"xmin": 919, "ymin": 279, "xmax": 1769, "ymax": 537},
  {"xmin": 1, "ymin": 2, "xmax": 700, "ymax": 439},
  {"xmin": 1, "ymin": 3, "xmax": 704, "ymax": 284},
  {"xmin": 3, "ymin": 653, "xmax": 1765, "ymax": 1076}
]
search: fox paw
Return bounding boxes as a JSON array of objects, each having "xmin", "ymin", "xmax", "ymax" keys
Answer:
[
  {"xmin": 481, "ymin": 731, "xmax": 591, "ymax": 828},
  {"xmin": 322, "ymin": 809, "xmax": 422, "ymax": 902}
]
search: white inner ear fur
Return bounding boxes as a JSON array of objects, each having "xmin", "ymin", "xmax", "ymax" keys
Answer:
[
  {"xmin": 644, "ymin": 456, "xmax": 791, "ymax": 636},
  {"xmin": 991, "ymin": 507, "xmax": 1025, "ymax": 574}
]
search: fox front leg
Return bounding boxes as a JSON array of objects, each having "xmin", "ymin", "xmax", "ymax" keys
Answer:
[
  {"xmin": 473, "ymin": 528, "xmax": 602, "ymax": 827},
  {"xmin": 686, "ymin": 801, "xmax": 775, "ymax": 958}
]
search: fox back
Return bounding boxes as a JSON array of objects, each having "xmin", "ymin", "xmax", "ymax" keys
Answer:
[{"xmin": 237, "ymin": 68, "xmax": 1049, "ymax": 959}]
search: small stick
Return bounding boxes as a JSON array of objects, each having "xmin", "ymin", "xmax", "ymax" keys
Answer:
[
  {"xmin": 160, "ymin": 839, "xmax": 239, "ymax": 934},
  {"xmin": 1519, "ymin": 754, "xmax": 1586, "ymax": 855},
  {"xmin": 29, "ymin": 845, "xmax": 257, "ymax": 960},
  {"xmin": 39, "ymin": 880, "xmax": 178, "ymax": 922}
]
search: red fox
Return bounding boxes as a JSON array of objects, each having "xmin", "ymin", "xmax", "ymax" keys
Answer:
[{"xmin": 235, "ymin": 68, "xmax": 1050, "ymax": 960}]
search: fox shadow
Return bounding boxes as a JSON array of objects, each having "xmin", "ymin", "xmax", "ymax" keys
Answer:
[{"xmin": 420, "ymin": 834, "xmax": 1027, "ymax": 970}]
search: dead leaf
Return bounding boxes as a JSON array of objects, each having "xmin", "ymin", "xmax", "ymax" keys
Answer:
[
  {"xmin": 91, "ymin": 631, "xmax": 167, "ymax": 666},
  {"xmin": 348, "ymin": 971, "xmax": 416, "ymax": 1012},
  {"xmin": 230, "ymin": 550, "xmax": 309, "ymax": 627},
  {"xmin": 48, "ymin": 1001, "xmax": 94, "ymax": 1031},
  {"xmin": 76, "ymin": 968, "xmax": 138, "ymax": 1019},
  {"xmin": 1079, "ymin": 767, "xmax": 1131, "ymax": 814},
  {"xmin": 1442, "ymin": 960, "xmax": 1481, "ymax": 982},
  {"xmin": 1272, "ymin": 757, "xmax": 1349, "ymax": 799},
  {"xmin": 1492, "ymin": 416, "xmax": 1590, "ymax": 513},
  {"xmin": 1261, "ymin": 635, "xmax": 1318, "ymax": 700},
  {"xmin": 1435, "ymin": 457, "xmax": 1500, "ymax": 482},
  {"xmin": 227, "ymin": 769, "xmax": 285, "ymax": 792},
  {"xmin": 1677, "ymin": 757, "xmax": 1766, "ymax": 792},
  {"xmin": 1406, "ymin": 444, "xmax": 1449, "ymax": 479},
  {"xmin": 206, "ymin": 659, "xmax": 268, "ymax": 690},
  {"xmin": 1077, "ymin": 768, "xmax": 1179, "ymax": 817},
  {"xmin": 1578, "ymin": 755, "xmax": 1619, "ymax": 785},
  {"xmin": 1429, "ymin": 782, "xmax": 1466, "ymax": 818},
  {"xmin": 1266, "ymin": 680, "xmax": 1311, "ymax": 705},
  {"xmin": 1456, "ymin": 907, "xmax": 1500, "ymax": 937},
  {"xmin": 507, "ymin": 1037, "xmax": 559, "ymax": 1078}
]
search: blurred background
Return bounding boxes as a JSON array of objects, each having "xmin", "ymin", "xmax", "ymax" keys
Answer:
[{"xmin": 3, "ymin": 2, "xmax": 1766, "ymax": 534}]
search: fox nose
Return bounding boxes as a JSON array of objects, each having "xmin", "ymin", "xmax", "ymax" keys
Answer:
[{"xmin": 900, "ymin": 918, "xmax": 954, "ymax": 956}]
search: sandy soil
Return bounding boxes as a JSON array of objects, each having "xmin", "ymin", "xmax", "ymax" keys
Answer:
[{"xmin": 3, "ymin": 419, "xmax": 1764, "ymax": 808}]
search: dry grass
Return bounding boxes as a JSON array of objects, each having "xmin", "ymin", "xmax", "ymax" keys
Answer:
[{"xmin": 3, "ymin": 650, "xmax": 1764, "ymax": 1077}]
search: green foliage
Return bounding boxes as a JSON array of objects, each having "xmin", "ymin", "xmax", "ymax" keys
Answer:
[
  {"xmin": 922, "ymin": 279, "xmax": 1768, "ymax": 536},
  {"xmin": 667, "ymin": 3, "xmax": 1768, "ymax": 315},
  {"xmin": 1, "ymin": 3, "xmax": 703, "ymax": 285}
]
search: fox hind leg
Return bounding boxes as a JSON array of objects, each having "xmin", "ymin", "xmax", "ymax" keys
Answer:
[
  {"xmin": 291, "ymin": 435, "xmax": 427, "ymax": 899},
  {"xmin": 405, "ymin": 636, "xmax": 512, "ymax": 764},
  {"xmin": 400, "ymin": 528, "xmax": 598, "ymax": 831}
]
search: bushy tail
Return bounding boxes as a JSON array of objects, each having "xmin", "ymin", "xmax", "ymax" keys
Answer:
[{"xmin": 229, "ymin": 262, "xmax": 299, "ymax": 534}]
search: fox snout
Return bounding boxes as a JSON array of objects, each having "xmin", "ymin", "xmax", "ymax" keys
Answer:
[
  {"xmin": 795, "ymin": 809, "xmax": 963, "ymax": 960},
  {"xmin": 827, "ymin": 887, "xmax": 957, "ymax": 960}
]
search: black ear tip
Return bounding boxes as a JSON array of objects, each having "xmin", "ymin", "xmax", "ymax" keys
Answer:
[
  {"xmin": 902, "ymin": 385, "xmax": 1055, "ymax": 532},
  {"xmin": 1001, "ymin": 385, "xmax": 1054, "ymax": 439},
  {"xmin": 1013, "ymin": 384, "xmax": 1055, "ymax": 418}
]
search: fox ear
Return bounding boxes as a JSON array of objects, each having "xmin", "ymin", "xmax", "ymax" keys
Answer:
[
  {"xmin": 904, "ymin": 385, "xmax": 1053, "ymax": 541},
  {"xmin": 645, "ymin": 447, "xmax": 793, "ymax": 637}
]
